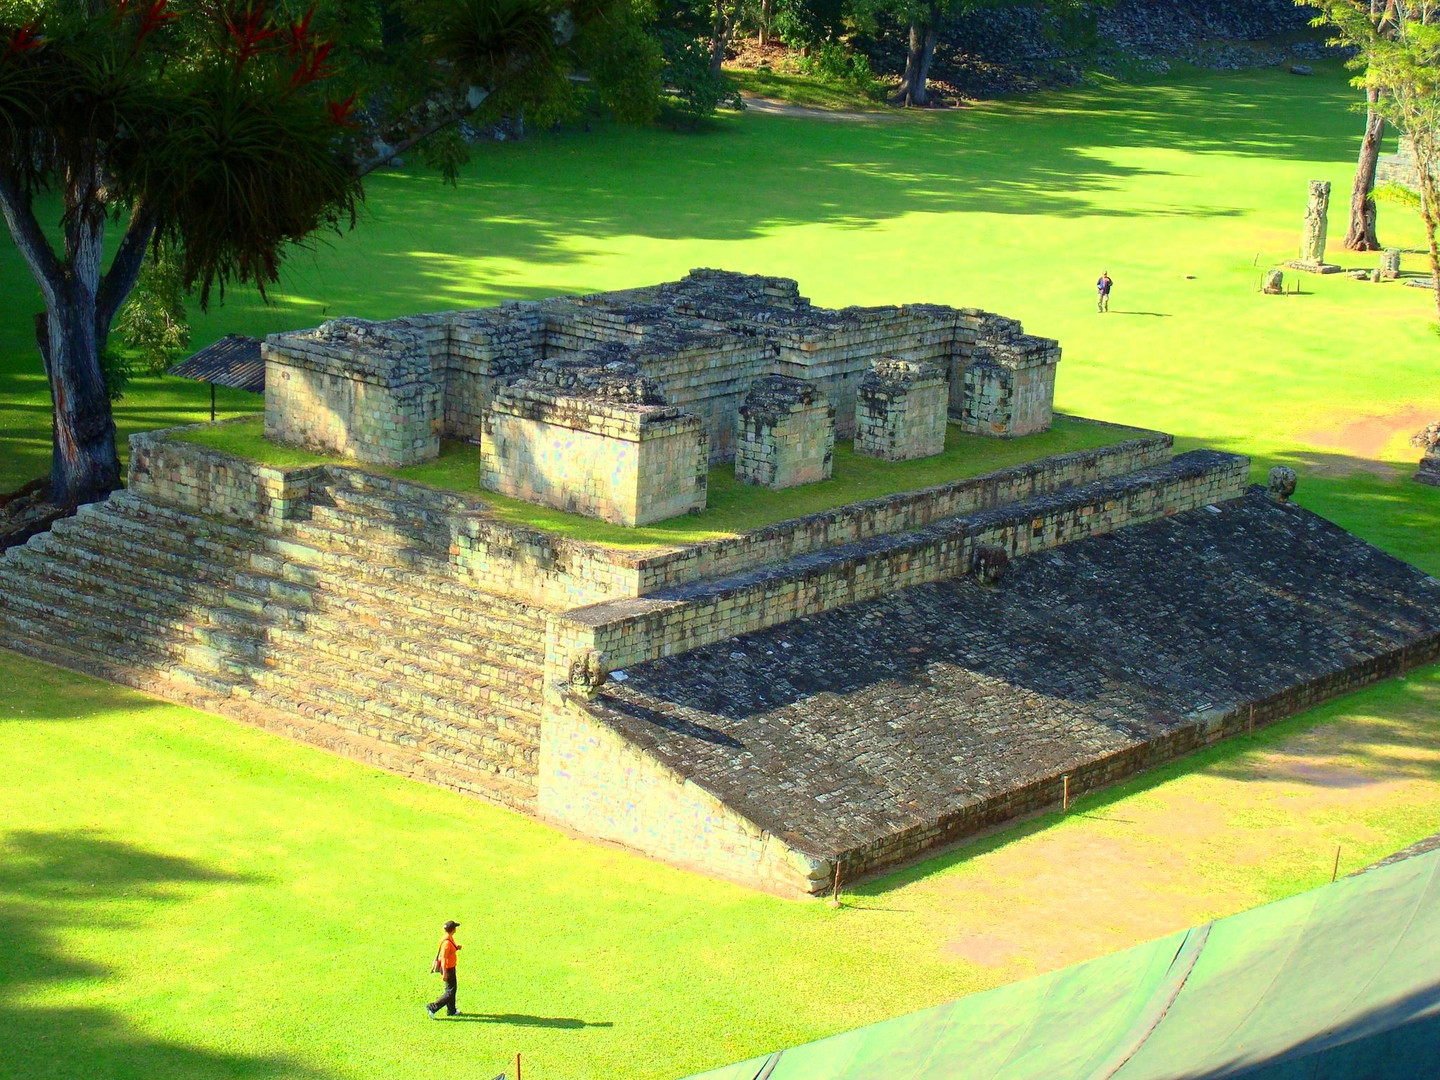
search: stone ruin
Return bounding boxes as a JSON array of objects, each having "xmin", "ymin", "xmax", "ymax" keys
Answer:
[
  {"xmin": 1414, "ymin": 422, "xmax": 1440, "ymax": 487},
  {"xmin": 1286, "ymin": 180, "xmax": 1342, "ymax": 275},
  {"xmin": 4, "ymin": 269, "xmax": 1440, "ymax": 900},
  {"xmin": 262, "ymin": 270, "xmax": 1062, "ymax": 524}
]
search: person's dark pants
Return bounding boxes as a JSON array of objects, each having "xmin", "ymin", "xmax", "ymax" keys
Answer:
[{"xmin": 430, "ymin": 968, "xmax": 457, "ymax": 1016}]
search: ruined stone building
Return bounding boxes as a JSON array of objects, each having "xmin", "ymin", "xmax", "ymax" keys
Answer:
[{"xmin": 2, "ymin": 271, "xmax": 1438, "ymax": 896}]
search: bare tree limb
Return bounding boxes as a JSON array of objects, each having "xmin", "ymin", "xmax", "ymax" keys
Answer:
[
  {"xmin": 95, "ymin": 201, "xmax": 159, "ymax": 344},
  {"xmin": 0, "ymin": 166, "xmax": 64, "ymax": 308}
]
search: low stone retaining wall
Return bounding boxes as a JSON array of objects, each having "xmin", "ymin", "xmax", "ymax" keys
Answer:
[{"xmin": 129, "ymin": 426, "xmax": 322, "ymax": 530}]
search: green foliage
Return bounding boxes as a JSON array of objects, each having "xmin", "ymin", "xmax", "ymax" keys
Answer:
[
  {"xmin": 1376, "ymin": 180, "xmax": 1423, "ymax": 208},
  {"xmin": 771, "ymin": 0, "xmax": 847, "ymax": 49},
  {"xmin": 796, "ymin": 38, "xmax": 884, "ymax": 98},
  {"xmin": 97, "ymin": 345, "xmax": 131, "ymax": 402},
  {"xmin": 576, "ymin": 4, "xmax": 666, "ymax": 125},
  {"xmin": 660, "ymin": 29, "xmax": 742, "ymax": 123},
  {"xmin": 116, "ymin": 245, "xmax": 192, "ymax": 375}
]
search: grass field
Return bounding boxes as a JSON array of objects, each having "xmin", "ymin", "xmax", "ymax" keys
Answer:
[
  {"xmin": 176, "ymin": 414, "xmax": 1135, "ymax": 547},
  {"xmin": 3, "ymin": 60, "xmax": 1440, "ymax": 1080}
]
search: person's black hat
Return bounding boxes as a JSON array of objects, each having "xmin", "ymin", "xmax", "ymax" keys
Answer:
[{"xmin": 444, "ymin": 920, "xmax": 459, "ymax": 931}]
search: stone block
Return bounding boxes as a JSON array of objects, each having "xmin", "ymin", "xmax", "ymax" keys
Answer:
[
  {"xmin": 480, "ymin": 359, "xmax": 708, "ymax": 527},
  {"xmin": 734, "ymin": 375, "xmax": 835, "ymax": 489},
  {"xmin": 854, "ymin": 358, "xmax": 949, "ymax": 461}
]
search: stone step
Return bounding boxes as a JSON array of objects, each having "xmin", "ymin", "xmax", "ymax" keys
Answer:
[
  {"xmin": 0, "ymin": 628, "xmax": 536, "ymax": 813},
  {"xmin": 243, "ymin": 664, "xmax": 536, "ymax": 777}
]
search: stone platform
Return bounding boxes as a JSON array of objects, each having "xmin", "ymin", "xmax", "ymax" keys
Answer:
[{"xmin": 549, "ymin": 492, "xmax": 1440, "ymax": 894}]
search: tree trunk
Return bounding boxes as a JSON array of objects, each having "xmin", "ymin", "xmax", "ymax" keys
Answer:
[
  {"xmin": 759, "ymin": 0, "xmax": 773, "ymax": 47},
  {"xmin": 0, "ymin": 167, "xmax": 153, "ymax": 506},
  {"xmin": 1421, "ymin": 187, "xmax": 1440, "ymax": 322},
  {"xmin": 892, "ymin": 23, "xmax": 939, "ymax": 107},
  {"xmin": 1344, "ymin": 87, "xmax": 1384, "ymax": 251},
  {"xmin": 710, "ymin": 1, "xmax": 739, "ymax": 75}
]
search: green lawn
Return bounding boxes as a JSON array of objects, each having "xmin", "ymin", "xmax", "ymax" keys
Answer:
[
  {"xmin": 4, "ymin": 59, "xmax": 1440, "ymax": 1080},
  {"xmin": 725, "ymin": 68, "xmax": 887, "ymax": 111},
  {"xmin": 175, "ymin": 414, "xmax": 1138, "ymax": 548}
]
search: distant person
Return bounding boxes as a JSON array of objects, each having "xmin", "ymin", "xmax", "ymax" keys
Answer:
[
  {"xmin": 1097, "ymin": 271, "xmax": 1113, "ymax": 313},
  {"xmin": 427, "ymin": 920, "xmax": 461, "ymax": 1018}
]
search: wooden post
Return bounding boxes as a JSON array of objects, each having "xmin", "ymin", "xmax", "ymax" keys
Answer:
[
  {"xmin": 516, "ymin": 1053, "xmax": 522, "ymax": 1080},
  {"xmin": 210, "ymin": 382, "xmax": 216, "ymax": 423},
  {"xmin": 1331, "ymin": 844, "xmax": 1341, "ymax": 883},
  {"xmin": 1247, "ymin": 703, "xmax": 1254, "ymax": 737},
  {"xmin": 1062, "ymin": 774, "xmax": 1070, "ymax": 812},
  {"xmin": 829, "ymin": 860, "xmax": 842, "ymax": 907}
]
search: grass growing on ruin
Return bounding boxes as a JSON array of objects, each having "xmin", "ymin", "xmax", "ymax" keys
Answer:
[
  {"xmin": 2, "ymin": 648, "xmax": 1439, "ymax": 1080},
  {"xmin": 176, "ymin": 413, "xmax": 1137, "ymax": 547}
]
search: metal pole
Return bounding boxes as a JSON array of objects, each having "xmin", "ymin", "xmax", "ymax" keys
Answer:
[{"xmin": 210, "ymin": 382, "xmax": 216, "ymax": 423}]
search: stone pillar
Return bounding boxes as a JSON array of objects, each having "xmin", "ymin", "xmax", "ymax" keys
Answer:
[
  {"xmin": 1381, "ymin": 249, "xmax": 1401, "ymax": 280},
  {"xmin": 854, "ymin": 358, "xmax": 949, "ymax": 461},
  {"xmin": 1286, "ymin": 181, "xmax": 1341, "ymax": 273},
  {"xmin": 735, "ymin": 376, "xmax": 835, "ymax": 489}
]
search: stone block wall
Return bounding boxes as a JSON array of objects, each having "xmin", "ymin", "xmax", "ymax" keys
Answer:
[
  {"xmin": 440, "ymin": 306, "xmax": 544, "ymax": 443},
  {"xmin": 854, "ymin": 359, "xmax": 949, "ymax": 461},
  {"xmin": 480, "ymin": 369, "xmax": 708, "ymax": 527},
  {"xmin": 734, "ymin": 376, "xmax": 836, "ymax": 489},
  {"xmin": 538, "ymin": 697, "xmax": 824, "ymax": 896},
  {"xmin": 264, "ymin": 318, "xmax": 441, "ymax": 466},
  {"xmin": 545, "ymin": 450, "xmax": 1252, "ymax": 690},
  {"xmin": 128, "ymin": 428, "xmax": 320, "ymax": 530}
]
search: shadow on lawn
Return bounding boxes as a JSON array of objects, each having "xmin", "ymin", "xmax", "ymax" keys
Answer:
[
  {"xmin": 0, "ymin": 830, "xmax": 322, "ymax": 1080},
  {"xmin": 447, "ymin": 1013, "xmax": 614, "ymax": 1029}
]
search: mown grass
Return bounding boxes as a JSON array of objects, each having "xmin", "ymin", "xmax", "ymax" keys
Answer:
[
  {"xmin": 2, "ymin": 652, "xmax": 1438, "ymax": 1080},
  {"xmin": 175, "ymin": 414, "xmax": 1135, "ymax": 547},
  {"xmin": 3, "ymin": 59, "xmax": 1440, "ymax": 1080}
]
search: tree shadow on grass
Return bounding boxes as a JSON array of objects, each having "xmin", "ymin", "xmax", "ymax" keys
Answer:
[
  {"xmin": 446, "ymin": 1013, "xmax": 614, "ymax": 1029},
  {"xmin": 0, "ymin": 830, "xmax": 327, "ymax": 1080}
]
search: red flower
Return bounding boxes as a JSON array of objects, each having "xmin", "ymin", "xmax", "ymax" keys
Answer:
[
  {"xmin": 136, "ymin": 0, "xmax": 178, "ymax": 42},
  {"xmin": 225, "ymin": 3, "xmax": 280, "ymax": 67},
  {"xmin": 288, "ymin": 4, "xmax": 316, "ymax": 59},
  {"xmin": 5, "ymin": 23, "xmax": 43, "ymax": 58},
  {"xmin": 290, "ymin": 39, "xmax": 334, "ymax": 87},
  {"xmin": 325, "ymin": 94, "xmax": 358, "ymax": 127}
]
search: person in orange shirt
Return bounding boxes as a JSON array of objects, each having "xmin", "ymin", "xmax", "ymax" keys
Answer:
[{"xmin": 427, "ymin": 920, "xmax": 461, "ymax": 1018}]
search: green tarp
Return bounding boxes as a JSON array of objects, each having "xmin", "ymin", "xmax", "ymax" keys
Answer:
[{"xmin": 688, "ymin": 847, "xmax": 1440, "ymax": 1080}]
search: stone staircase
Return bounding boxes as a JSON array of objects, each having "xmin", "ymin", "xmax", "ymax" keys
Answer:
[{"xmin": 0, "ymin": 478, "xmax": 549, "ymax": 812}]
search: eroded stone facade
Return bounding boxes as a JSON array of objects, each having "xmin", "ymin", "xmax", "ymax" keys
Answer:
[{"xmin": 262, "ymin": 271, "xmax": 1062, "ymax": 524}]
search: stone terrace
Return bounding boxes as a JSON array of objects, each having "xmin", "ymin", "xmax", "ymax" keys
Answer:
[{"xmin": 578, "ymin": 492, "xmax": 1440, "ymax": 888}]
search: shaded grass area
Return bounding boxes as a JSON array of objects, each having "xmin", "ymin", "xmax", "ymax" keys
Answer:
[
  {"xmin": 2, "ymin": 650, "xmax": 1438, "ymax": 1080},
  {"xmin": 725, "ymin": 69, "xmax": 887, "ymax": 111},
  {"xmin": 174, "ymin": 414, "xmax": 1134, "ymax": 547}
]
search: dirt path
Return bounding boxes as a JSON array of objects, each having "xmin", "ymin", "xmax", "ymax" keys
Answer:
[{"xmin": 739, "ymin": 94, "xmax": 898, "ymax": 122}]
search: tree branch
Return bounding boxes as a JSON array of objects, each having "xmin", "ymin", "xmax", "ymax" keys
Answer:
[
  {"xmin": 0, "ymin": 166, "xmax": 64, "ymax": 308},
  {"xmin": 95, "ymin": 201, "xmax": 158, "ymax": 345},
  {"xmin": 355, "ymin": 99, "xmax": 485, "ymax": 179}
]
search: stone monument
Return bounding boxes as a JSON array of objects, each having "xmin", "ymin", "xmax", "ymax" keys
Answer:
[
  {"xmin": 1267, "ymin": 465, "xmax": 1299, "ymax": 503},
  {"xmin": 1286, "ymin": 181, "xmax": 1342, "ymax": 274},
  {"xmin": 1381, "ymin": 249, "xmax": 1401, "ymax": 280},
  {"xmin": 1262, "ymin": 269, "xmax": 1284, "ymax": 294},
  {"xmin": 1414, "ymin": 423, "xmax": 1440, "ymax": 487},
  {"xmin": 854, "ymin": 359, "xmax": 949, "ymax": 461}
]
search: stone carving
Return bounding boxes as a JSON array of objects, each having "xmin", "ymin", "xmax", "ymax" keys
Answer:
[
  {"xmin": 1286, "ymin": 181, "xmax": 1341, "ymax": 274},
  {"xmin": 1381, "ymin": 249, "xmax": 1401, "ymax": 280},
  {"xmin": 568, "ymin": 649, "xmax": 610, "ymax": 699},
  {"xmin": 1262, "ymin": 269, "xmax": 1284, "ymax": 294},
  {"xmin": 1267, "ymin": 465, "xmax": 1298, "ymax": 503},
  {"xmin": 1413, "ymin": 422, "xmax": 1440, "ymax": 487},
  {"xmin": 972, "ymin": 544, "xmax": 1010, "ymax": 586}
]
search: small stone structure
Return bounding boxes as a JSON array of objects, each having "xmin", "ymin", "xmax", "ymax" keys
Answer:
[
  {"xmin": 734, "ymin": 376, "xmax": 836, "ymax": 489},
  {"xmin": 1286, "ymin": 180, "xmax": 1342, "ymax": 274},
  {"xmin": 1414, "ymin": 422, "xmax": 1440, "ymax": 487},
  {"xmin": 479, "ymin": 358, "xmax": 708, "ymax": 526},
  {"xmin": 1382, "ymin": 249, "xmax": 1402, "ymax": 280},
  {"xmin": 264, "ymin": 318, "xmax": 440, "ymax": 466},
  {"xmin": 854, "ymin": 359, "xmax": 949, "ymax": 461},
  {"xmin": 1262, "ymin": 269, "xmax": 1284, "ymax": 294},
  {"xmin": 1267, "ymin": 465, "xmax": 1298, "ymax": 503},
  {"xmin": 261, "ymin": 271, "xmax": 1063, "ymax": 524}
]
